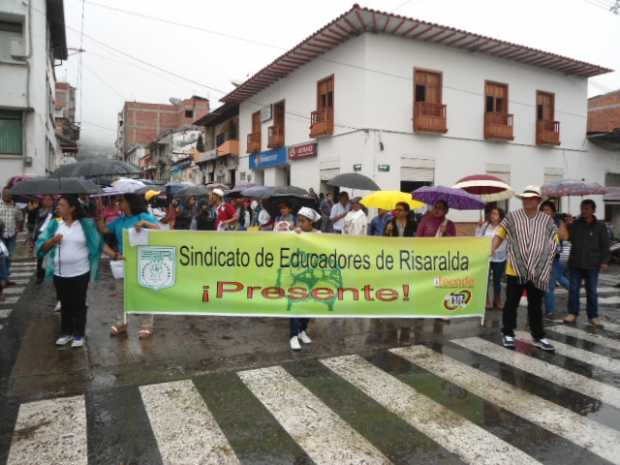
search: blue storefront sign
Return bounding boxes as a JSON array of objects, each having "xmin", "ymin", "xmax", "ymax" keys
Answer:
[{"xmin": 249, "ymin": 146, "xmax": 288, "ymax": 170}]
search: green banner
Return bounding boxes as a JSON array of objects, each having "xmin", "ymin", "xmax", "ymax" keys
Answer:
[{"xmin": 124, "ymin": 231, "xmax": 491, "ymax": 319}]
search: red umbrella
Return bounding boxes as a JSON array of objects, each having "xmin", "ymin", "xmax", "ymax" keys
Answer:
[{"xmin": 453, "ymin": 174, "xmax": 513, "ymax": 202}]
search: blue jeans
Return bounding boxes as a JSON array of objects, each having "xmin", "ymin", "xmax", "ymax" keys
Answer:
[
  {"xmin": 489, "ymin": 261, "xmax": 506, "ymax": 302},
  {"xmin": 544, "ymin": 259, "xmax": 570, "ymax": 315},
  {"xmin": 568, "ymin": 268, "xmax": 599, "ymax": 319},
  {"xmin": 0, "ymin": 256, "xmax": 8, "ymax": 282},
  {"xmin": 3, "ymin": 235, "xmax": 16, "ymax": 276},
  {"xmin": 290, "ymin": 318, "xmax": 309, "ymax": 338}
]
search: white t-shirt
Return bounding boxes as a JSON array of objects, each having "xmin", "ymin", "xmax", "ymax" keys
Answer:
[
  {"xmin": 54, "ymin": 220, "xmax": 90, "ymax": 278},
  {"xmin": 343, "ymin": 210, "xmax": 368, "ymax": 236},
  {"xmin": 476, "ymin": 222, "xmax": 507, "ymax": 263},
  {"xmin": 330, "ymin": 202, "xmax": 350, "ymax": 232}
]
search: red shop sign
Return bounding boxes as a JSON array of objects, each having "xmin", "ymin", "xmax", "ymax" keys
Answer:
[{"xmin": 289, "ymin": 143, "xmax": 317, "ymax": 160}]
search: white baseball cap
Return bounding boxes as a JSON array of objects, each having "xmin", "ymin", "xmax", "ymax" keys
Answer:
[{"xmin": 212, "ymin": 188, "xmax": 225, "ymax": 198}]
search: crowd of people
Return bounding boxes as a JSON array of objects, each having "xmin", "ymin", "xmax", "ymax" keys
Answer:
[{"xmin": 0, "ymin": 182, "xmax": 612, "ymax": 353}]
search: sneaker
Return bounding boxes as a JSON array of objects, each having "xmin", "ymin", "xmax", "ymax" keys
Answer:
[
  {"xmin": 533, "ymin": 338, "xmax": 555, "ymax": 352},
  {"xmin": 289, "ymin": 336, "xmax": 301, "ymax": 351},
  {"xmin": 71, "ymin": 337, "xmax": 85, "ymax": 348},
  {"xmin": 563, "ymin": 314, "xmax": 577, "ymax": 325},
  {"xmin": 589, "ymin": 318, "xmax": 604, "ymax": 328},
  {"xmin": 299, "ymin": 331, "xmax": 312, "ymax": 344},
  {"xmin": 55, "ymin": 335, "xmax": 73, "ymax": 346},
  {"xmin": 54, "ymin": 301, "xmax": 61, "ymax": 313},
  {"xmin": 502, "ymin": 335, "xmax": 515, "ymax": 348}
]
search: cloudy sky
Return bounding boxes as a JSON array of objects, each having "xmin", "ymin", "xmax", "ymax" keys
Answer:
[{"xmin": 58, "ymin": 0, "xmax": 620, "ymax": 151}]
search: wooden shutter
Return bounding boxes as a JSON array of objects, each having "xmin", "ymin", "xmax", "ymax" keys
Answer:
[
  {"xmin": 0, "ymin": 111, "xmax": 23, "ymax": 155},
  {"xmin": 414, "ymin": 70, "xmax": 442, "ymax": 104},
  {"xmin": 537, "ymin": 92, "xmax": 554, "ymax": 121}
]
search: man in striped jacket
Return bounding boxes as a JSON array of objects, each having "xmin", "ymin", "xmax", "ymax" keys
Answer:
[{"xmin": 492, "ymin": 185, "xmax": 558, "ymax": 352}]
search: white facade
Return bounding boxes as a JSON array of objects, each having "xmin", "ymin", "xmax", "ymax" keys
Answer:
[
  {"xmin": 237, "ymin": 33, "xmax": 619, "ymax": 221},
  {"xmin": 0, "ymin": 0, "xmax": 66, "ymax": 185}
]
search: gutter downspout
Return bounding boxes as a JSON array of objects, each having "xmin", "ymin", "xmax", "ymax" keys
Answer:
[{"xmin": 23, "ymin": 0, "xmax": 34, "ymax": 175}]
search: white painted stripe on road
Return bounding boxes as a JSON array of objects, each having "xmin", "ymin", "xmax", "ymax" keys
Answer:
[
  {"xmin": 140, "ymin": 379, "xmax": 240, "ymax": 465},
  {"xmin": 515, "ymin": 330, "xmax": 620, "ymax": 374},
  {"xmin": 454, "ymin": 337, "xmax": 620, "ymax": 410},
  {"xmin": 581, "ymin": 296, "xmax": 620, "ymax": 306},
  {"xmin": 10, "ymin": 272, "xmax": 33, "ymax": 278},
  {"xmin": 0, "ymin": 309, "xmax": 12, "ymax": 319},
  {"xmin": 392, "ymin": 345, "xmax": 620, "ymax": 465},
  {"xmin": 2, "ymin": 296, "xmax": 19, "ymax": 305},
  {"xmin": 7, "ymin": 395, "xmax": 87, "ymax": 465},
  {"xmin": 239, "ymin": 365, "xmax": 392, "ymax": 465},
  {"xmin": 592, "ymin": 321, "xmax": 620, "ymax": 333},
  {"xmin": 3, "ymin": 287, "xmax": 25, "ymax": 295},
  {"xmin": 321, "ymin": 355, "xmax": 541, "ymax": 465},
  {"xmin": 549, "ymin": 325, "xmax": 620, "ymax": 352}
]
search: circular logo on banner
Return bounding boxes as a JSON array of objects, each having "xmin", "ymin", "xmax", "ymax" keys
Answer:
[{"xmin": 138, "ymin": 246, "xmax": 176, "ymax": 291}]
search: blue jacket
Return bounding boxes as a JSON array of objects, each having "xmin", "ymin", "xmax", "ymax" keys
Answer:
[{"xmin": 35, "ymin": 217, "xmax": 103, "ymax": 281}]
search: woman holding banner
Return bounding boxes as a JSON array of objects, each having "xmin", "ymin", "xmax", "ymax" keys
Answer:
[
  {"xmin": 288, "ymin": 207, "xmax": 322, "ymax": 351},
  {"xmin": 98, "ymin": 193, "xmax": 160, "ymax": 339},
  {"xmin": 476, "ymin": 207, "xmax": 506, "ymax": 309},
  {"xmin": 37, "ymin": 195, "xmax": 119, "ymax": 348},
  {"xmin": 384, "ymin": 202, "xmax": 417, "ymax": 237}
]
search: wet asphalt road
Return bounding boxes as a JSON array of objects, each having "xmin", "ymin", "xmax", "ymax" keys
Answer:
[{"xmin": 2, "ymin": 239, "xmax": 620, "ymax": 465}]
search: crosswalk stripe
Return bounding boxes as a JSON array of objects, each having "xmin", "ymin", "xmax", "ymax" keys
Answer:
[
  {"xmin": 140, "ymin": 380, "xmax": 240, "ymax": 465},
  {"xmin": 9, "ymin": 272, "xmax": 33, "ymax": 278},
  {"xmin": 7, "ymin": 395, "xmax": 87, "ymax": 465},
  {"xmin": 392, "ymin": 345, "xmax": 620, "ymax": 465},
  {"xmin": 454, "ymin": 337, "xmax": 620, "ymax": 410},
  {"xmin": 3, "ymin": 287, "xmax": 25, "ymax": 295},
  {"xmin": 239, "ymin": 365, "xmax": 392, "ymax": 465},
  {"xmin": 515, "ymin": 330, "xmax": 620, "ymax": 374},
  {"xmin": 321, "ymin": 354, "xmax": 542, "ymax": 465},
  {"xmin": 590, "ymin": 321, "xmax": 620, "ymax": 334},
  {"xmin": 0, "ymin": 309, "xmax": 11, "ymax": 319},
  {"xmin": 549, "ymin": 325, "xmax": 620, "ymax": 352},
  {"xmin": 2, "ymin": 296, "xmax": 19, "ymax": 305},
  {"xmin": 582, "ymin": 296, "xmax": 620, "ymax": 306}
]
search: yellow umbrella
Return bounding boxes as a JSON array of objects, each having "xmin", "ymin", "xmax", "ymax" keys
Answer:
[{"xmin": 360, "ymin": 191, "xmax": 425, "ymax": 211}]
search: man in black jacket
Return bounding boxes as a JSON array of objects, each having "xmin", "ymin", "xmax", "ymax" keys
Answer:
[{"xmin": 564, "ymin": 199, "xmax": 610, "ymax": 327}]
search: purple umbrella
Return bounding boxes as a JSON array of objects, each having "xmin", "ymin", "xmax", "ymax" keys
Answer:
[
  {"xmin": 412, "ymin": 185, "xmax": 485, "ymax": 210},
  {"xmin": 542, "ymin": 179, "xmax": 607, "ymax": 197}
]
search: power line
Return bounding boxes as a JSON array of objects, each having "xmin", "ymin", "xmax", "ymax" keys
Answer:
[
  {"xmin": 81, "ymin": 120, "xmax": 117, "ymax": 132},
  {"xmin": 81, "ymin": 63, "xmax": 128, "ymax": 100},
  {"xmin": 61, "ymin": 4, "xmax": 594, "ymax": 121},
  {"xmin": 77, "ymin": 0, "xmax": 86, "ymax": 122}
]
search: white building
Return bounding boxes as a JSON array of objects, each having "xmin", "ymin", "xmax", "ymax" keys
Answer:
[
  {"xmin": 0, "ymin": 0, "xmax": 67, "ymax": 185},
  {"xmin": 224, "ymin": 5, "xmax": 617, "ymax": 223}
]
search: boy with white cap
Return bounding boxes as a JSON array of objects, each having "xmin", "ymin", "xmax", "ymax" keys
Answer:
[
  {"xmin": 492, "ymin": 185, "xmax": 558, "ymax": 352},
  {"xmin": 287, "ymin": 206, "xmax": 322, "ymax": 350}
]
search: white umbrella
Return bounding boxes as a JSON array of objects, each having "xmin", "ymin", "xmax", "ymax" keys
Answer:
[{"xmin": 112, "ymin": 178, "xmax": 146, "ymax": 194}]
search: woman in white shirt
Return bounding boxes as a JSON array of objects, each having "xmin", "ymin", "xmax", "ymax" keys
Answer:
[
  {"xmin": 476, "ymin": 207, "xmax": 507, "ymax": 310},
  {"xmin": 343, "ymin": 198, "xmax": 368, "ymax": 236},
  {"xmin": 38, "ymin": 195, "xmax": 118, "ymax": 348}
]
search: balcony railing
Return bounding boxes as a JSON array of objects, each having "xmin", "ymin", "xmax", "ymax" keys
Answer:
[
  {"xmin": 414, "ymin": 102, "xmax": 447, "ymax": 133},
  {"xmin": 536, "ymin": 120, "xmax": 560, "ymax": 145},
  {"xmin": 484, "ymin": 112, "xmax": 514, "ymax": 140},
  {"xmin": 268, "ymin": 125, "xmax": 284, "ymax": 149},
  {"xmin": 310, "ymin": 109, "xmax": 334, "ymax": 138},
  {"xmin": 247, "ymin": 133, "xmax": 260, "ymax": 153},
  {"xmin": 217, "ymin": 139, "xmax": 239, "ymax": 157}
]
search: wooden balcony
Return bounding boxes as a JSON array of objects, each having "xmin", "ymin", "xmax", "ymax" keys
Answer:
[
  {"xmin": 536, "ymin": 120, "xmax": 560, "ymax": 145},
  {"xmin": 414, "ymin": 102, "xmax": 447, "ymax": 133},
  {"xmin": 484, "ymin": 112, "xmax": 514, "ymax": 140},
  {"xmin": 217, "ymin": 139, "xmax": 239, "ymax": 157},
  {"xmin": 310, "ymin": 109, "xmax": 334, "ymax": 138},
  {"xmin": 247, "ymin": 133, "xmax": 260, "ymax": 153},
  {"xmin": 268, "ymin": 125, "xmax": 284, "ymax": 149}
]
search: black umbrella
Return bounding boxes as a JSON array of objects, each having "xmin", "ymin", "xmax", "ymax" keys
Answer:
[
  {"xmin": 261, "ymin": 186, "xmax": 318, "ymax": 218},
  {"xmin": 226, "ymin": 182, "xmax": 256, "ymax": 199},
  {"xmin": 52, "ymin": 159, "xmax": 141, "ymax": 178},
  {"xmin": 241, "ymin": 185, "xmax": 276, "ymax": 199},
  {"xmin": 175, "ymin": 185, "xmax": 210, "ymax": 198},
  {"xmin": 10, "ymin": 177, "xmax": 102, "ymax": 195},
  {"xmin": 327, "ymin": 173, "xmax": 380, "ymax": 191}
]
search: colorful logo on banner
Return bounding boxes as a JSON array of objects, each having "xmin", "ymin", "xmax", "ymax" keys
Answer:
[
  {"xmin": 138, "ymin": 246, "xmax": 176, "ymax": 291},
  {"xmin": 124, "ymin": 231, "xmax": 490, "ymax": 319}
]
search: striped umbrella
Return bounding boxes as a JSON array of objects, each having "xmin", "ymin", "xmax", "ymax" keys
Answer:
[{"xmin": 452, "ymin": 174, "xmax": 513, "ymax": 202}]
